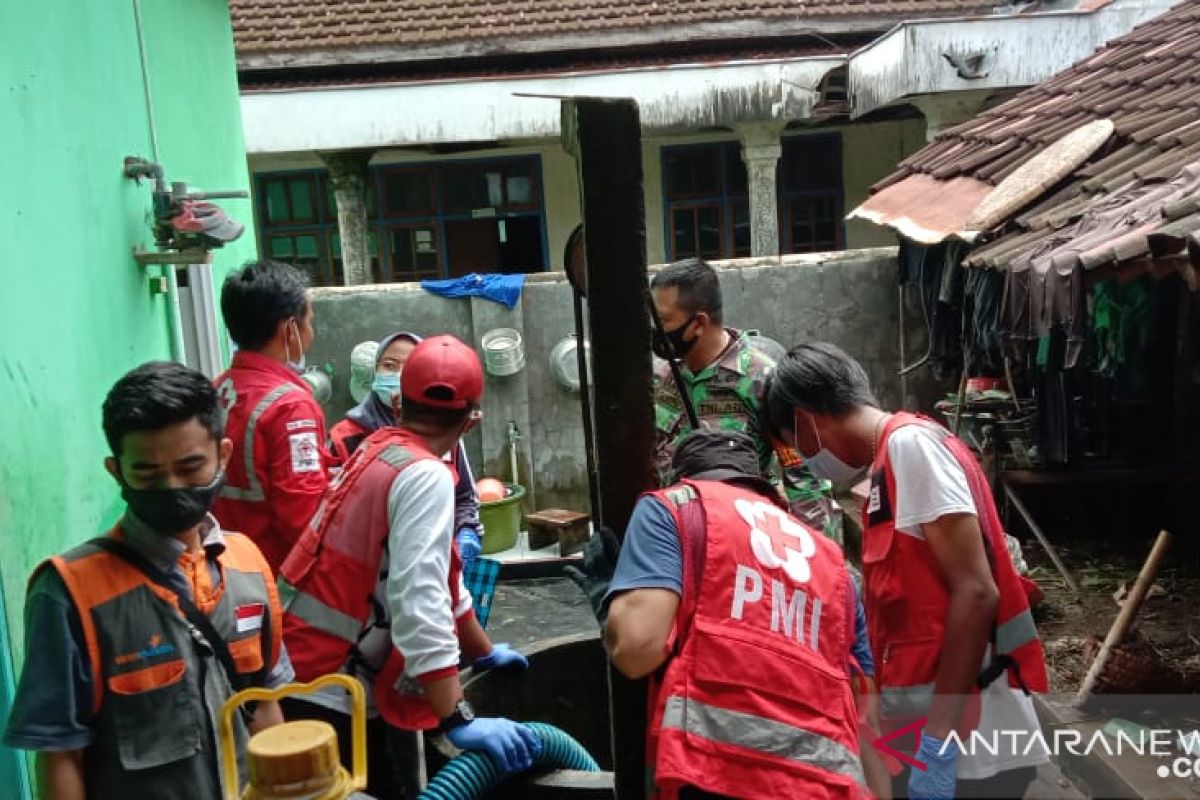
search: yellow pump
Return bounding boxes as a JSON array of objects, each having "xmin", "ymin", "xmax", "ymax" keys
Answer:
[{"xmin": 220, "ymin": 675, "xmax": 368, "ymax": 800}]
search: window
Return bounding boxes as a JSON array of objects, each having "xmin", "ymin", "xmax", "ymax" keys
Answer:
[
  {"xmin": 780, "ymin": 134, "xmax": 843, "ymax": 254},
  {"xmin": 264, "ymin": 175, "xmax": 318, "ymax": 224},
  {"xmin": 255, "ymin": 156, "xmax": 547, "ymax": 286},
  {"xmin": 385, "ymin": 225, "xmax": 441, "ymax": 281},
  {"xmin": 330, "ymin": 231, "xmax": 380, "ymax": 283},
  {"xmin": 663, "ymin": 143, "xmax": 750, "ymax": 261}
]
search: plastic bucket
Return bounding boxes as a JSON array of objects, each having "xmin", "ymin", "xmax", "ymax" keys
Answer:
[
  {"xmin": 481, "ymin": 328, "xmax": 525, "ymax": 377},
  {"xmin": 480, "ymin": 483, "xmax": 526, "ymax": 554}
]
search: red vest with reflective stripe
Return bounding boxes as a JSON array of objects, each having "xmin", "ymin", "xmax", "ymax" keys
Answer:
[
  {"xmin": 862, "ymin": 413, "xmax": 1048, "ymax": 729},
  {"xmin": 280, "ymin": 427, "xmax": 464, "ymax": 730},
  {"xmin": 647, "ymin": 480, "xmax": 866, "ymax": 800}
]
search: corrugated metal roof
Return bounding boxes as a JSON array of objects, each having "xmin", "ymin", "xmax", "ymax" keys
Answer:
[{"xmin": 850, "ymin": 0, "xmax": 1200, "ymax": 276}]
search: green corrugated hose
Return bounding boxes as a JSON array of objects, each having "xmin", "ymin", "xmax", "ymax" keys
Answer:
[{"xmin": 419, "ymin": 722, "xmax": 600, "ymax": 800}]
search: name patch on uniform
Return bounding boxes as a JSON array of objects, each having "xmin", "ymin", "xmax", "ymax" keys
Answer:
[
  {"xmin": 867, "ymin": 485, "xmax": 882, "ymax": 514},
  {"xmin": 286, "ymin": 419, "xmax": 317, "ymax": 432},
  {"xmin": 235, "ymin": 603, "xmax": 265, "ymax": 632},
  {"xmin": 289, "ymin": 432, "xmax": 322, "ymax": 474},
  {"xmin": 867, "ymin": 469, "xmax": 893, "ymax": 526}
]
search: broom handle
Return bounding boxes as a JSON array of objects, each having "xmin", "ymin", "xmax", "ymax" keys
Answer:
[{"xmin": 1075, "ymin": 530, "xmax": 1172, "ymax": 705}]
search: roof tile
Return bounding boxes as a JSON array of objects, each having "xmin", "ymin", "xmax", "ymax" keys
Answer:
[{"xmin": 231, "ymin": 0, "xmax": 1000, "ymax": 55}]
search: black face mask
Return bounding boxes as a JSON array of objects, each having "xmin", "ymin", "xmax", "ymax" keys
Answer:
[
  {"xmin": 122, "ymin": 470, "xmax": 225, "ymax": 535},
  {"xmin": 652, "ymin": 315, "xmax": 698, "ymax": 361}
]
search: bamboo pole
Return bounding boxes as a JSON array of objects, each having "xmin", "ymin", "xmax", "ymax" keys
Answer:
[
  {"xmin": 1003, "ymin": 484, "xmax": 1081, "ymax": 596},
  {"xmin": 1074, "ymin": 530, "xmax": 1172, "ymax": 706}
]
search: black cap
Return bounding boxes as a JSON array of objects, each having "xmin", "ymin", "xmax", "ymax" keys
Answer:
[{"xmin": 671, "ymin": 429, "xmax": 762, "ymax": 483}]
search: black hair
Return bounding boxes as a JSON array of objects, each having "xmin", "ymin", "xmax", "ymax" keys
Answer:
[
  {"xmin": 220, "ymin": 260, "xmax": 309, "ymax": 350},
  {"xmin": 650, "ymin": 257, "xmax": 723, "ymax": 324},
  {"xmin": 399, "ymin": 397, "xmax": 477, "ymax": 430},
  {"xmin": 563, "ymin": 223, "xmax": 584, "ymax": 267},
  {"xmin": 103, "ymin": 361, "xmax": 223, "ymax": 456},
  {"xmin": 765, "ymin": 342, "xmax": 879, "ymax": 437}
]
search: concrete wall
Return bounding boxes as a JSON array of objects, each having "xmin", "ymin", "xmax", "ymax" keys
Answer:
[
  {"xmin": 308, "ymin": 247, "xmax": 921, "ymax": 514},
  {"xmin": 0, "ymin": 0, "xmax": 254, "ymax": 792}
]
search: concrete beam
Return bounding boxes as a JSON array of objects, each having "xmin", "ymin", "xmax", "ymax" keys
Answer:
[
  {"xmin": 241, "ymin": 57, "xmax": 839, "ymax": 154},
  {"xmin": 848, "ymin": 0, "xmax": 1180, "ymax": 119},
  {"xmin": 320, "ymin": 150, "xmax": 374, "ymax": 285}
]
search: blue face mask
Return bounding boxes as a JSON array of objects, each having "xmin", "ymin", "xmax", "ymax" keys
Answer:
[{"xmin": 372, "ymin": 370, "xmax": 401, "ymax": 406}]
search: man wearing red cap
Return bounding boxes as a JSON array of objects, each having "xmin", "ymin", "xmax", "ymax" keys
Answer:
[{"xmin": 279, "ymin": 335, "xmax": 539, "ymax": 797}]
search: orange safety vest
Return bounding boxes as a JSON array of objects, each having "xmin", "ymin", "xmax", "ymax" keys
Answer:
[
  {"xmin": 46, "ymin": 527, "xmax": 281, "ymax": 799},
  {"xmin": 862, "ymin": 412, "xmax": 1048, "ymax": 729},
  {"xmin": 646, "ymin": 479, "xmax": 867, "ymax": 800},
  {"xmin": 280, "ymin": 426, "xmax": 465, "ymax": 731}
]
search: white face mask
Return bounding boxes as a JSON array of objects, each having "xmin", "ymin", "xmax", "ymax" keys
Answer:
[
  {"xmin": 796, "ymin": 416, "xmax": 867, "ymax": 489},
  {"xmin": 285, "ymin": 318, "xmax": 306, "ymax": 374}
]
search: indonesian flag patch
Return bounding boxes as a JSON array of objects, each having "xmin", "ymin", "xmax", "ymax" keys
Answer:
[{"xmin": 235, "ymin": 603, "xmax": 265, "ymax": 633}]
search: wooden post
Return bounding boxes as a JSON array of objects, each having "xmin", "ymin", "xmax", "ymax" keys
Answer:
[
  {"xmin": 1075, "ymin": 530, "xmax": 1172, "ymax": 706},
  {"xmin": 563, "ymin": 96, "xmax": 654, "ymax": 800}
]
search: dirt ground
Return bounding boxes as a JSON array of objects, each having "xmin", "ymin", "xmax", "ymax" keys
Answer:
[{"xmin": 1028, "ymin": 538, "xmax": 1200, "ymax": 694}]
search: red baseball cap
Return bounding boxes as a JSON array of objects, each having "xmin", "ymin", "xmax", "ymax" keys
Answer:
[{"xmin": 401, "ymin": 335, "xmax": 484, "ymax": 410}]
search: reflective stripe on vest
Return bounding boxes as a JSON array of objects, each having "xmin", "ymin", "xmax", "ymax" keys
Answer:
[
  {"xmin": 997, "ymin": 608, "xmax": 1038, "ymax": 655},
  {"xmin": 285, "ymin": 587, "xmax": 362, "ymax": 644},
  {"xmin": 661, "ymin": 695, "xmax": 866, "ymax": 786},
  {"xmin": 220, "ymin": 383, "xmax": 297, "ymax": 502},
  {"xmin": 879, "ymin": 682, "xmax": 935, "ymax": 719}
]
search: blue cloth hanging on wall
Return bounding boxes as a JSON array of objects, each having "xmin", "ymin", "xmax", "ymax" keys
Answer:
[{"xmin": 421, "ymin": 273, "xmax": 526, "ymax": 309}]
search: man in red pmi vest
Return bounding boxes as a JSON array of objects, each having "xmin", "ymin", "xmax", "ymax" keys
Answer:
[
  {"xmin": 279, "ymin": 335, "xmax": 539, "ymax": 798},
  {"xmin": 605, "ymin": 429, "xmax": 871, "ymax": 800},
  {"xmin": 764, "ymin": 343, "xmax": 1048, "ymax": 800},
  {"xmin": 212, "ymin": 261, "xmax": 328, "ymax": 572}
]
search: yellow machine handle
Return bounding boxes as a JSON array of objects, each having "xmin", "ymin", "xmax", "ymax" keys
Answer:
[{"xmin": 219, "ymin": 674, "xmax": 368, "ymax": 800}]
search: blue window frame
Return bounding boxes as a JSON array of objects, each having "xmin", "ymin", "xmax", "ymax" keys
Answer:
[
  {"xmin": 780, "ymin": 133, "xmax": 844, "ymax": 254},
  {"xmin": 661, "ymin": 142, "xmax": 750, "ymax": 262},
  {"xmin": 255, "ymin": 155, "xmax": 548, "ymax": 287}
]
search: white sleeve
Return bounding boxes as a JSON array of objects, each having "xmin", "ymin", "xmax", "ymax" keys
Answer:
[
  {"xmin": 888, "ymin": 426, "xmax": 976, "ymax": 538},
  {"xmin": 385, "ymin": 459, "xmax": 461, "ymax": 678}
]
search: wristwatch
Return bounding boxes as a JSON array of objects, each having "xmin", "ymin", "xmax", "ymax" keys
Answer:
[{"xmin": 438, "ymin": 698, "xmax": 476, "ymax": 733}]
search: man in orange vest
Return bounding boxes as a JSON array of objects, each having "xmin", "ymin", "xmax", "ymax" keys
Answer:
[
  {"xmin": 763, "ymin": 342, "xmax": 1048, "ymax": 800},
  {"xmin": 279, "ymin": 335, "xmax": 539, "ymax": 798},
  {"xmin": 212, "ymin": 260, "xmax": 328, "ymax": 571},
  {"xmin": 3, "ymin": 361, "xmax": 290, "ymax": 799},
  {"xmin": 604, "ymin": 429, "xmax": 872, "ymax": 800}
]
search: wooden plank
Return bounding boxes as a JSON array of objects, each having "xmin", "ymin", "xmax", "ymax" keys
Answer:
[
  {"xmin": 1003, "ymin": 483, "xmax": 1081, "ymax": 596},
  {"xmin": 565, "ymin": 96, "xmax": 653, "ymax": 800}
]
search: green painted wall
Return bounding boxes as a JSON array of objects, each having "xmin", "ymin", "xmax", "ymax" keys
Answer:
[{"xmin": 0, "ymin": 0, "xmax": 254, "ymax": 790}]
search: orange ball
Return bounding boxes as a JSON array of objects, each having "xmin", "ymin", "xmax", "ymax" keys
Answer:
[{"xmin": 476, "ymin": 478, "xmax": 507, "ymax": 503}]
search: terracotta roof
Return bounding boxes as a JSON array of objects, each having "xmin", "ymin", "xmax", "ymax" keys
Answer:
[
  {"xmin": 854, "ymin": 0, "xmax": 1200, "ymax": 269},
  {"xmin": 241, "ymin": 42, "xmax": 845, "ymax": 91},
  {"xmin": 231, "ymin": 0, "xmax": 998, "ymax": 58}
]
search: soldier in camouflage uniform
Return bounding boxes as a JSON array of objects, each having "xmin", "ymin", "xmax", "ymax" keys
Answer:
[{"xmin": 650, "ymin": 258, "xmax": 840, "ymax": 542}]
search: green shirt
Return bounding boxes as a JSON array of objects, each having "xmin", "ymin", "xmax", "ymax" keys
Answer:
[{"xmin": 652, "ymin": 329, "xmax": 840, "ymax": 541}]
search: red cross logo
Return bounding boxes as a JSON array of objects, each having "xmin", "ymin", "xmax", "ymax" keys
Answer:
[{"xmin": 735, "ymin": 498, "xmax": 817, "ymax": 583}]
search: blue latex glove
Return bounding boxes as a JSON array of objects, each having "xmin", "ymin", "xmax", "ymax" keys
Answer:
[
  {"xmin": 446, "ymin": 717, "xmax": 542, "ymax": 773},
  {"xmin": 908, "ymin": 732, "xmax": 958, "ymax": 800},
  {"xmin": 456, "ymin": 527, "xmax": 482, "ymax": 566},
  {"xmin": 473, "ymin": 643, "xmax": 528, "ymax": 672}
]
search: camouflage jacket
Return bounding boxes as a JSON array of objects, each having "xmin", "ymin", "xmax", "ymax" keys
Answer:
[{"xmin": 653, "ymin": 329, "xmax": 840, "ymax": 541}]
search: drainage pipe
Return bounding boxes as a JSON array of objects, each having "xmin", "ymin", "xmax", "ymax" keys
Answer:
[{"xmin": 420, "ymin": 722, "xmax": 600, "ymax": 800}]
